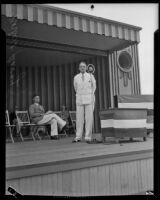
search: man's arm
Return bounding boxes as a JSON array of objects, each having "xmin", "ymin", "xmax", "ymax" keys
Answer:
[
  {"xmin": 29, "ymin": 105, "xmax": 44, "ymax": 118},
  {"xmin": 73, "ymin": 76, "xmax": 77, "ymax": 92},
  {"xmin": 91, "ymin": 74, "xmax": 96, "ymax": 94}
]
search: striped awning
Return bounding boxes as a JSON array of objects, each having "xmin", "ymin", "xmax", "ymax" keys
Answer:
[{"xmin": 1, "ymin": 4, "xmax": 142, "ymax": 43}]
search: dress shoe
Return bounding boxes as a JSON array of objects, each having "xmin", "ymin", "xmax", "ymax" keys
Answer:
[
  {"xmin": 50, "ymin": 135, "xmax": 59, "ymax": 140},
  {"xmin": 72, "ymin": 138, "xmax": 81, "ymax": 143}
]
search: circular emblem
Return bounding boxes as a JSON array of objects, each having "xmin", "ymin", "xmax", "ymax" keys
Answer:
[
  {"xmin": 117, "ymin": 51, "xmax": 133, "ymax": 72},
  {"xmin": 87, "ymin": 64, "xmax": 95, "ymax": 74}
]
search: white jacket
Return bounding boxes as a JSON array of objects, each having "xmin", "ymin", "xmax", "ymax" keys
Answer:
[{"xmin": 74, "ymin": 72, "xmax": 96, "ymax": 105}]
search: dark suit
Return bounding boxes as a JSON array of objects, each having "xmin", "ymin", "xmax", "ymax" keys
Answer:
[{"xmin": 29, "ymin": 103, "xmax": 44, "ymax": 123}]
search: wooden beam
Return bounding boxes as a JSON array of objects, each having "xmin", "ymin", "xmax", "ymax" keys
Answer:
[{"xmin": 6, "ymin": 36, "xmax": 108, "ymax": 57}]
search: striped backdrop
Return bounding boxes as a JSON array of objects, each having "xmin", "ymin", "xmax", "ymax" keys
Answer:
[
  {"xmin": 114, "ymin": 95, "xmax": 153, "ymax": 130},
  {"xmin": 99, "ymin": 109, "xmax": 147, "ymax": 138},
  {"xmin": 6, "ymin": 49, "xmax": 111, "ymax": 133}
]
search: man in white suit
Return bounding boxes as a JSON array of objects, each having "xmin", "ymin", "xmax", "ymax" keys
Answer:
[{"xmin": 72, "ymin": 61, "xmax": 96, "ymax": 143}]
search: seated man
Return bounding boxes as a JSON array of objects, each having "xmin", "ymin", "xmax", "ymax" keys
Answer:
[{"xmin": 29, "ymin": 95, "xmax": 67, "ymax": 140}]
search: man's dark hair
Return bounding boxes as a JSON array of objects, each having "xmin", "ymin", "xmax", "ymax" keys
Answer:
[{"xmin": 32, "ymin": 94, "xmax": 40, "ymax": 99}]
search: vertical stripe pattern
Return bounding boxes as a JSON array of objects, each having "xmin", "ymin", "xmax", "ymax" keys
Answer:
[
  {"xmin": 1, "ymin": 4, "xmax": 141, "ymax": 43},
  {"xmin": 108, "ymin": 43, "xmax": 141, "ymax": 103},
  {"xmin": 6, "ymin": 53, "xmax": 111, "ymax": 133},
  {"xmin": 6, "ymin": 158, "xmax": 153, "ymax": 195}
]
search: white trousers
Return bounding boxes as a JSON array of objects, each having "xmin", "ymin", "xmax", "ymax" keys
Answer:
[
  {"xmin": 75, "ymin": 104, "xmax": 93, "ymax": 140},
  {"xmin": 37, "ymin": 113, "xmax": 66, "ymax": 136}
]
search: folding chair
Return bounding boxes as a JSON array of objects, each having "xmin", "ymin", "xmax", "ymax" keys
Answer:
[
  {"xmin": 68, "ymin": 111, "xmax": 76, "ymax": 135},
  {"xmin": 15, "ymin": 111, "xmax": 49, "ymax": 141},
  {"xmin": 5, "ymin": 110, "xmax": 15, "ymax": 143}
]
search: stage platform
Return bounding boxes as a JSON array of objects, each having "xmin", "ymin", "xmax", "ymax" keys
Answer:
[{"xmin": 6, "ymin": 134, "xmax": 153, "ymax": 196}]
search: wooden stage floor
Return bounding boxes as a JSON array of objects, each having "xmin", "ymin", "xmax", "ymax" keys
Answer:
[
  {"xmin": 6, "ymin": 134, "xmax": 153, "ymax": 196},
  {"xmin": 6, "ymin": 134, "xmax": 153, "ymax": 168}
]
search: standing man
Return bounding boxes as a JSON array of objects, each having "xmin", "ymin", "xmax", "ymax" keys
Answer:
[
  {"xmin": 72, "ymin": 61, "xmax": 96, "ymax": 143},
  {"xmin": 29, "ymin": 95, "xmax": 67, "ymax": 140}
]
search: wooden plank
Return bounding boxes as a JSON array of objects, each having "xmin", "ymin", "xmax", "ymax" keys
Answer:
[
  {"xmin": 30, "ymin": 176, "xmax": 42, "ymax": 195},
  {"xmin": 120, "ymin": 162, "xmax": 129, "ymax": 195},
  {"xmin": 80, "ymin": 168, "xmax": 90, "ymax": 196},
  {"xmin": 136, "ymin": 160, "xmax": 143, "ymax": 193},
  {"xmin": 71, "ymin": 169, "xmax": 81, "ymax": 196},
  {"xmin": 146, "ymin": 159, "xmax": 153, "ymax": 190},
  {"xmin": 51, "ymin": 173, "xmax": 58, "ymax": 196},
  {"xmin": 41, "ymin": 174, "xmax": 52, "ymax": 196},
  {"xmin": 46, "ymin": 174, "xmax": 54, "ymax": 196},
  {"xmin": 57, "ymin": 172, "xmax": 63, "ymax": 195},
  {"xmin": 97, "ymin": 165, "xmax": 107, "ymax": 195},
  {"xmin": 6, "ymin": 138, "xmax": 153, "ymax": 180},
  {"xmin": 105, "ymin": 165, "xmax": 110, "ymax": 195},
  {"xmin": 112, "ymin": 164, "xmax": 121, "ymax": 195},
  {"xmin": 6, "ymin": 158, "xmax": 153, "ymax": 196},
  {"xmin": 93, "ymin": 167, "xmax": 98, "ymax": 195},
  {"xmin": 71, "ymin": 170, "xmax": 77, "ymax": 196},
  {"xmin": 132, "ymin": 160, "xmax": 140, "ymax": 194},
  {"xmin": 89, "ymin": 167, "xmax": 95, "ymax": 195},
  {"xmin": 148, "ymin": 159, "xmax": 153, "ymax": 190},
  {"xmin": 62, "ymin": 171, "xmax": 72, "ymax": 196},
  {"xmin": 127, "ymin": 160, "xmax": 139, "ymax": 194},
  {"xmin": 19, "ymin": 177, "xmax": 32, "ymax": 195},
  {"xmin": 6, "ymin": 142, "xmax": 153, "ymax": 167},
  {"xmin": 140, "ymin": 159, "xmax": 148, "ymax": 192}
]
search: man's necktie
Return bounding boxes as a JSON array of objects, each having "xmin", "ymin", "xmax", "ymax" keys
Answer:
[{"xmin": 82, "ymin": 73, "xmax": 84, "ymax": 81}]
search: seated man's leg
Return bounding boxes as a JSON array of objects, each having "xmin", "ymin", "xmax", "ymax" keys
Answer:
[
  {"xmin": 45, "ymin": 113, "xmax": 66, "ymax": 131},
  {"xmin": 37, "ymin": 115, "xmax": 59, "ymax": 138},
  {"xmin": 50, "ymin": 119, "xmax": 58, "ymax": 136}
]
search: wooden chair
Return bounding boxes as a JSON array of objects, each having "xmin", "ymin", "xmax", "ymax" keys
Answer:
[
  {"xmin": 15, "ymin": 111, "xmax": 50, "ymax": 141},
  {"xmin": 5, "ymin": 110, "xmax": 15, "ymax": 143},
  {"xmin": 68, "ymin": 111, "xmax": 76, "ymax": 135}
]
